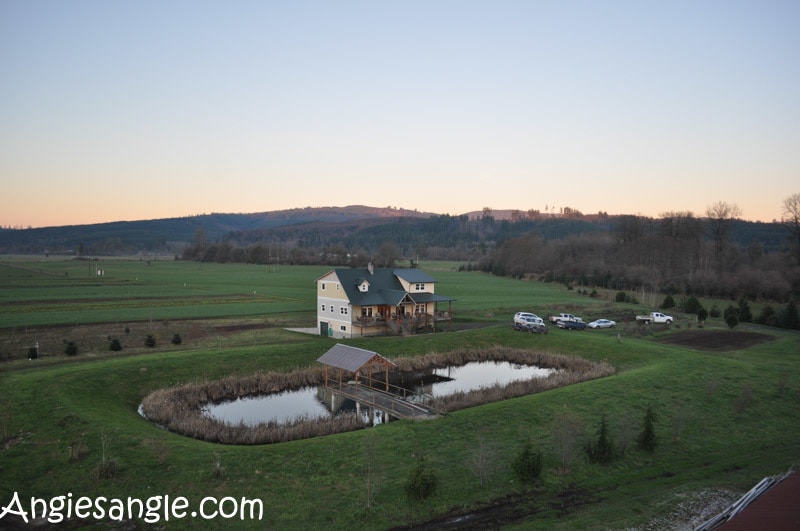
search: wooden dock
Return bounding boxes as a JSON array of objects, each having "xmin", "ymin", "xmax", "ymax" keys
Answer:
[{"xmin": 321, "ymin": 382, "xmax": 439, "ymax": 420}]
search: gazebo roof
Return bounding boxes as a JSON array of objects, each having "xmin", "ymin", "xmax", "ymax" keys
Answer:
[{"xmin": 317, "ymin": 343, "xmax": 395, "ymax": 373}]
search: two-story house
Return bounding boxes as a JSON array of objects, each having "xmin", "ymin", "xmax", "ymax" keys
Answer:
[{"xmin": 315, "ymin": 264, "xmax": 454, "ymax": 338}]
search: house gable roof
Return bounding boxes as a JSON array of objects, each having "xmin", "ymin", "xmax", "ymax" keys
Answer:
[{"xmin": 319, "ymin": 267, "xmax": 454, "ymax": 306}]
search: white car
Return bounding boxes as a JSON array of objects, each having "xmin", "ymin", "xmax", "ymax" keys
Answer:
[
  {"xmin": 588, "ymin": 319, "xmax": 616, "ymax": 329},
  {"xmin": 514, "ymin": 312, "xmax": 545, "ymax": 327}
]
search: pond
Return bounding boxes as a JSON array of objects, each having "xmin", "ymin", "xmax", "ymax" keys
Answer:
[{"xmin": 203, "ymin": 361, "xmax": 555, "ymax": 427}]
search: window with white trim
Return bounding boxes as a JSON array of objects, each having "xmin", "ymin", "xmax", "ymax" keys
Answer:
[
  {"xmin": 321, "ymin": 304, "xmax": 326, "ymax": 312},
  {"xmin": 415, "ymin": 283, "xmax": 425, "ymax": 291},
  {"xmin": 340, "ymin": 307, "xmax": 348, "ymax": 315}
]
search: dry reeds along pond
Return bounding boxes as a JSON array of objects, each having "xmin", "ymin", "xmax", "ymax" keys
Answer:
[{"xmin": 139, "ymin": 347, "xmax": 615, "ymax": 445}]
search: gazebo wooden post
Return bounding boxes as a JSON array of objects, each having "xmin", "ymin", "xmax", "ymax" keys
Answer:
[{"xmin": 385, "ymin": 364, "xmax": 389, "ymax": 391}]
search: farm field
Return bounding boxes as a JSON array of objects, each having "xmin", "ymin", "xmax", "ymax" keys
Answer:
[{"xmin": 1, "ymin": 258, "xmax": 799, "ymax": 529}]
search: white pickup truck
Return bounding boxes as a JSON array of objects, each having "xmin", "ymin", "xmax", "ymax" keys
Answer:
[
  {"xmin": 549, "ymin": 313, "xmax": 581, "ymax": 324},
  {"xmin": 636, "ymin": 312, "xmax": 674, "ymax": 324}
]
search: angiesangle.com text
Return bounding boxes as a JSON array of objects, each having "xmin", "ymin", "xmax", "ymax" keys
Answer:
[{"xmin": 0, "ymin": 492, "xmax": 263, "ymax": 525}]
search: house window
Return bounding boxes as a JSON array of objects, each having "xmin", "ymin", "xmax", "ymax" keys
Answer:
[
  {"xmin": 415, "ymin": 283, "xmax": 425, "ymax": 291},
  {"xmin": 340, "ymin": 325, "xmax": 347, "ymax": 332},
  {"xmin": 330, "ymin": 305, "xmax": 335, "ymax": 313},
  {"xmin": 361, "ymin": 307, "xmax": 373, "ymax": 317},
  {"xmin": 336, "ymin": 284, "xmax": 339, "ymax": 291},
  {"xmin": 321, "ymin": 304, "xmax": 326, "ymax": 312},
  {"xmin": 340, "ymin": 307, "xmax": 348, "ymax": 315},
  {"xmin": 416, "ymin": 304, "xmax": 426, "ymax": 314},
  {"xmin": 321, "ymin": 283, "xmax": 326, "ymax": 290}
]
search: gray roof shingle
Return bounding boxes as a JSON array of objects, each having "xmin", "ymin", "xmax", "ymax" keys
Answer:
[{"xmin": 317, "ymin": 343, "xmax": 394, "ymax": 372}]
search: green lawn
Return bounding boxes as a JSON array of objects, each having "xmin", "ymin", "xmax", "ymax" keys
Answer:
[{"xmin": 1, "ymin": 259, "xmax": 798, "ymax": 529}]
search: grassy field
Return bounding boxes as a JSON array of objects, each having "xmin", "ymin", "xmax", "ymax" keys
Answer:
[{"xmin": 1, "ymin": 258, "xmax": 798, "ymax": 529}]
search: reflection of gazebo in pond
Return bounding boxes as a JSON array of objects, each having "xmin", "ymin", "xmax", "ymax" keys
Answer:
[{"xmin": 316, "ymin": 344, "xmax": 438, "ymax": 420}]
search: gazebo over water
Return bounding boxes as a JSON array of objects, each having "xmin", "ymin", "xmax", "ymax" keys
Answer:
[{"xmin": 317, "ymin": 343, "xmax": 396, "ymax": 391}]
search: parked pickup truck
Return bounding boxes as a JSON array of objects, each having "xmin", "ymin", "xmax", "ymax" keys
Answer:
[
  {"xmin": 558, "ymin": 319, "xmax": 587, "ymax": 330},
  {"xmin": 549, "ymin": 313, "xmax": 582, "ymax": 324},
  {"xmin": 636, "ymin": 312, "xmax": 674, "ymax": 324}
]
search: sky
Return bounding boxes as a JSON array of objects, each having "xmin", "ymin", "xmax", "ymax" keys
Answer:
[{"xmin": 1, "ymin": 1, "xmax": 798, "ymax": 228}]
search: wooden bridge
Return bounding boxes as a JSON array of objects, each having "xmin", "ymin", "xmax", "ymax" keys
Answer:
[
  {"xmin": 317, "ymin": 343, "xmax": 440, "ymax": 421},
  {"xmin": 321, "ymin": 380, "xmax": 439, "ymax": 421}
]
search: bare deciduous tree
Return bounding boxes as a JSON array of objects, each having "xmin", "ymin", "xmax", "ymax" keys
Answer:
[
  {"xmin": 706, "ymin": 201, "xmax": 742, "ymax": 272},
  {"xmin": 467, "ymin": 434, "xmax": 495, "ymax": 488},
  {"xmin": 553, "ymin": 410, "xmax": 584, "ymax": 472},
  {"xmin": 782, "ymin": 192, "xmax": 800, "ymax": 264}
]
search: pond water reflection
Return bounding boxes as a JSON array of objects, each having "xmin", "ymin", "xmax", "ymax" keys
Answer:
[{"xmin": 203, "ymin": 361, "xmax": 555, "ymax": 427}]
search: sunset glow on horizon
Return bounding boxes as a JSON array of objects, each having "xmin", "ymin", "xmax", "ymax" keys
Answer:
[{"xmin": 2, "ymin": 1, "xmax": 798, "ymax": 229}]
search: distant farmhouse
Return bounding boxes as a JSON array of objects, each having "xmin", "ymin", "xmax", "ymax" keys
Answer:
[{"xmin": 315, "ymin": 264, "xmax": 454, "ymax": 338}]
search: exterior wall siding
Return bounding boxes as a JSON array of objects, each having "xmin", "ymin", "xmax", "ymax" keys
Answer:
[{"xmin": 317, "ymin": 272, "xmax": 353, "ymax": 338}]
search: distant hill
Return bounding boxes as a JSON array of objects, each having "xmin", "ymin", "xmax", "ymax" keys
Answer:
[
  {"xmin": 0, "ymin": 206, "xmax": 431, "ymax": 255},
  {"xmin": 0, "ymin": 205, "xmax": 787, "ymax": 258}
]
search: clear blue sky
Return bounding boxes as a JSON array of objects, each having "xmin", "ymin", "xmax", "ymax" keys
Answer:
[{"xmin": 2, "ymin": 0, "xmax": 798, "ymax": 227}]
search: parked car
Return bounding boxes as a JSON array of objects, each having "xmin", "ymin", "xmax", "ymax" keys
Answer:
[
  {"xmin": 588, "ymin": 319, "xmax": 616, "ymax": 329},
  {"xmin": 513, "ymin": 321, "xmax": 548, "ymax": 334},
  {"xmin": 513, "ymin": 312, "xmax": 548, "ymax": 333}
]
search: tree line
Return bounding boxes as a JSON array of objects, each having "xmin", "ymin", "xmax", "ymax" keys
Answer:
[{"xmin": 480, "ymin": 200, "xmax": 800, "ymax": 305}]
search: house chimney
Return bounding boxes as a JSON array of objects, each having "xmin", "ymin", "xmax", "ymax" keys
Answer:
[{"xmin": 367, "ymin": 262, "xmax": 374, "ymax": 275}]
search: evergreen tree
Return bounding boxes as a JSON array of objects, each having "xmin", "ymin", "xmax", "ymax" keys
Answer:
[
  {"xmin": 779, "ymin": 298, "xmax": 799, "ymax": 330},
  {"xmin": 586, "ymin": 415, "xmax": 615, "ymax": 464},
  {"xmin": 512, "ymin": 440, "xmax": 543, "ymax": 484},
  {"xmin": 637, "ymin": 405, "xmax": 657, "ymax": 452},
  {"xmin": 738, "ymin": 296, "xmax": 753, "ymax": 323}
]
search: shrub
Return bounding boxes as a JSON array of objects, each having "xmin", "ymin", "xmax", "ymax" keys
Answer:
[
  {"xmin": 637, "ymin": 405, "xmax": 657, "ymax": 452},
  {"xmin": 738, "ymin": 297, "xmax": 753, "ymax": 323},
  {"xmin": 779, "ymin": 298, "xmax": 799, "ymax": 330},
  {"xmin": 405, "ymin": 456, "xmax": 437, "ymax": 501},
  {"xmin": 95, "ymin": 459, "xmax": 118, "ymax": 479},
  {"xmin": 109, "ymin": 339, "xmax": 122, "ymax": 352},
  {"xmin": 144, "ymin": 335, "xmax": 156, "ymax": 348},
  {"xmin": 709, "ymin": 304, "xmax": 721, "ymax": 318},
  {"xmin": 684, "ymin": 297, "xmax": 703, "ymax": 314},
  {"xmin": 756, "ymin": 305, "xmax": 778, "ymax": 327},
  {"xmin": 64, "ymin": 341, "xmax": 78, "ymax": 356},
  {"xmin": 661, "ymin": 295, "xmax": 675, "ymax": 309},
  {"xmin": 586, "ymin": 415, "xmax": 616, "ymax": 464},
  {"xmin": 697, "ymin": 308, "xmax": 709, "ymax": 323},
  {"xmin": 512, "ymin": 440, "xmax": 543, "ymax": 485},
  {"xmin": 725, "ymin": 313, "xmax": 739, "ymax": 329},
  {"xmin": 615, "ymin": 291, "xmax": 627, "ymax": 303},
  {"xmin": 171, "ymin": 333, "xmax": 182, "ymax": 345}
]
